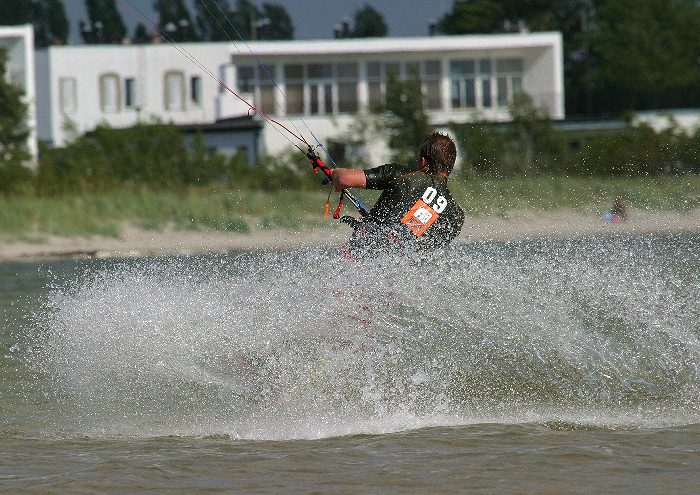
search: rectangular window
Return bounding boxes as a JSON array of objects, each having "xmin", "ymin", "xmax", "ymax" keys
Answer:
[
  {"xmin": 164, "ymin": 71, "xmax": 184, "ymax": 111},
  {"xmin": 367, "ymin": 62, "xmax": 382, "ymax": 109},
  {"xmin": 423, "ymin": 60, "xmax": 442, "ymax": 110},
  {"xmin": 124, "ymin": 78, "xmax": 136, "ymax": 108},
  {"xmin": 308, "ymin": 63, "xmax": 332, "ymax": 79},
  {"xmin": 497, "ymin": 77, "xmax": 508, "ymax": 106},
  {"xmin": 59, "ymin": 77, "xmax": 77, "ymax": 114},
  {"xmin": 284, "ymin": 64, "xmax": 303, "ymax": 115},
  {"xmin": 338, "ymin": 82, "xmax": 357, "ymax": 112},
  {"xmin": 337, "ymin": 63, "xmax": 358, "ymax": 79},
  {"xmin": 495, "ymin": 58, "xmax": 524, "ymax": 107},
  {"xmin": 190, "ymin": 76, "xmax": 202, "ymax": 105},
  {"xmin": 481, "ymin": 78, "xmax": 492, "ymax": 108},
  {"xmin": 450, "ymin": 60, "xmax": 476, "ymax": 109},
  {"xmin": 336, "ymin": 62, "xmax": 358, "ymax": 114},
  {"xmin": 286, "ymin": 83, "xmax": 304, "ymax": 115},
  {"xmin": 100, "ymin": 73, "xmax": 120, "ymax": 113},
  {"xmin": 367, "ymin": 62, "xmax": 381, "ymax": 79},
  {"xmin": 284, "ymin": 64, "xmax": 303, "ymax": 80},
  {"xmin": 258, "ymin": 65, "xmax": 276, "ymax": 115},
  {"xmin": 236, "ymin": 66, "xmax": 255, "ymax": 93}
]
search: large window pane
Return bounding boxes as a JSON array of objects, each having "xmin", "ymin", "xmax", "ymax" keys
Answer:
[
  {"xmin": 368, "ymin": 81, "xmax": 382, "ymax": 109},
  {"xmin": 236, "ymin": 66, "xmax": 254, "ymax": 92},
  {"xmin": 190, "ymin": 76, "xmax": 202, "ymax": 105},
  {"xmin": 424, "ymin": 60, "xmax": 441, "ymax": 77},
  {"xmin": 450, "ymin": 60, "xmax": 474, "ymax": 76},
  {"xmin": 59, "ymin": 77, "xmax": 77, "ymax": 114},
  {"xmin": 337, "ymin": 62, "xmax": 358, "ymax": 79},
  {"xmin": 512, "ymin": 76, "xmax": 522, "ymax": 96},
  {"xmin": 367, "ymin": 62, "xmax": 381, "ymax": 79},
  {"xmin": 284, "ymin": 64, "xmax": 303, "ymax": 80},
  {"xmin": 425, "ymin": 80, "xmax": 441, "ymax": 110},
  {"xmin": 465, "ymin": 78, "xmax": 475, "ymax": 107},
  {"xmin": 260, "ymin": 84, "xmax": 275, "ymax": 114},
  {"xmin": 338, "ymin": 82, "xmax": 357, "ymax": 112},
  {"xmin": 101, "ymin": 73, "xmax": 120, "ymax": 113},
  {"xmin": 497, "ymin": 77, "xmax": 508, "ymax": 106},
  {"xmin": 451, "ymin": 79, "xmax": 461, "ymax": 108},
  {"xmin": 481, "ymin": 78, "xmax": 492, "ymax": 108},
  {"xmin": 308, "ymin": 63, "xmax": 332, "ymax": 79},
  {"xmin": 496, "ymin": 58, "xmax": 523, "ymax": 73},
  {"xmin": 164, "ymin": 71, "xmax": 184, "ymax": 111},
  {"xmin": 286, "ymin": 83, "xmax": 303, "ymax": 114}
]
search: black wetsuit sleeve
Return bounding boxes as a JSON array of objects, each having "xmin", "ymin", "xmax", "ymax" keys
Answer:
[{"xmin": 364, "ymin": 163, "xmax": 420, "ymax": 190}]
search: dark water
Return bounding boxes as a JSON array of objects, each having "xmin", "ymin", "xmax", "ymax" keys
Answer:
[{"xmin": 2, "ymin": 234, "xmax": 699, "ymax": 493}]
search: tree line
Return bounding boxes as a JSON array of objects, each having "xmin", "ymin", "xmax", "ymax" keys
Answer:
[
  {"xmin": 0, "ymin": 0, "xmax": 388, "ymax": 45},
  {"xmin": 438, "ymin": 0, "xmax": 700, "ymax": 117}
]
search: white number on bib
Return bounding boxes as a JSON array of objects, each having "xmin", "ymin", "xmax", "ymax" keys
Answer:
[{"xmin": 421, "ymin": 186, "xmax": 447, "ymax": 213}]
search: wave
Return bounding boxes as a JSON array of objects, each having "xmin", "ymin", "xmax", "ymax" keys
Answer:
[{"xmin": 24, "ymin": 234, "xmax": 700, "ymax": 439}]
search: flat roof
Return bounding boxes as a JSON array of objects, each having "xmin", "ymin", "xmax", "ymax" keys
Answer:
[{"xmin": 231, "ymin": 32, "xmax": 562, "ymax": 57}]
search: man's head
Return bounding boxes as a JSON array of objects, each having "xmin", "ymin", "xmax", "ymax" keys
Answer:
[{"xmin": 419, "ymin": 132, "xmax": 457, "ymax": 176}]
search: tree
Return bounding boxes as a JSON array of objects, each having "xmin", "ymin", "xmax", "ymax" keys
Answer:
[
  {"xmin": 589, "ymin": 0, "xmax": 700, "ymax": 113},
  {"xmin": 0, "ymin": 47, "xmax": 32, "ymax": 194},
  {"xmin": 225, "ymin": 0, "xmax": 294, "ymax": 40},
  {"xmin": 261, "ymin": 3, "xmax": 293, "ymax": 40},
  {"xmin": 43, "ymin": 0, "xmax": 70, "ymax": 44},
  {"xmin": 349, "ymin": 4, "xmax": 387, "ymax": 37},
  {"xmin": 380, "ymin": 71, "xmax": 430, "ymax": 164},
  {"xmin": 0, "ymin": 0, "xmax": 69, "ymax": 47},
  {"xmin": 153, "ymin": 0, "xmax": 199, "ymax": 42},
  {"xmin": 195, "ymin": 0, "xmax": 232, "ymax": 41},
  {"xmin": 438, "ymin": 0, "xmax": 506, "ymax": 34},
  {"xmin": 133, "ymin": 23, "xmax": 152, "ymax": 44},
  {"xmin": 0, "ymin": 0, "xmax": 34, "ymax": 25},
  {"xmin": 82, "ymin": 0, "xmax": 127, "ymax": 44}
]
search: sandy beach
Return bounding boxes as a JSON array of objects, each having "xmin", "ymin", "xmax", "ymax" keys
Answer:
[{"xmin": 1, "ymin": 207, "xmax": 699, "ymax": 262}]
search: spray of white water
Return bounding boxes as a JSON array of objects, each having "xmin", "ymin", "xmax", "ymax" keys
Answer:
[{"xmin": 28, "ymin": 235, "xmax": 700, "ymax": 439}]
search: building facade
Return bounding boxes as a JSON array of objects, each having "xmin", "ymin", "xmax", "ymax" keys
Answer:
[
  {"xmin": 0, "ymin": 25, "xmax": 37, "ymax": 166},
  {"xmin": 35, "ymin": 32, "xmax": 563, "ymax": 164}
]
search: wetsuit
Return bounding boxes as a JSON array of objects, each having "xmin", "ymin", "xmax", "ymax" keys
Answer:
[{"xmin": 346, "ymin": 162, "xmax": 464, "ymax": 258}]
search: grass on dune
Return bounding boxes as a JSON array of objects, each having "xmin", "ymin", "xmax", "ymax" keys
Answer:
[{"xmin": 0, "ymin": 176, "xmax": 698, "ymax": 239}]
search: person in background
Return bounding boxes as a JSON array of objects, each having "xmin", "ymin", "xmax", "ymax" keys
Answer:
[{"xmin": 604, "ymin": 196, "xmax": 627, "ymax": 224}]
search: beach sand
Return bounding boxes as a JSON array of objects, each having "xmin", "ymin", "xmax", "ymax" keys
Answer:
[{"xmin": 1, "ymin": 208, "xmax": 698, "ymax": 262}]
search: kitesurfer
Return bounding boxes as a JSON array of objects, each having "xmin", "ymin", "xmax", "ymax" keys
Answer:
[{"xmin": 330, "ymin": 132, "xmax": 464, "ymax": 258}]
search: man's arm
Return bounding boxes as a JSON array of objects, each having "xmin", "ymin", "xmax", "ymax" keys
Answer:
[{"xmin": 331, "ymin": 168, "xmax": 366, "ymax": 191}]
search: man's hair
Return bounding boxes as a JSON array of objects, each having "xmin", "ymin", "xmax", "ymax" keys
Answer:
[{"xmin": 419, "ymin": 132, "xmax": 457, "ymax": 175}]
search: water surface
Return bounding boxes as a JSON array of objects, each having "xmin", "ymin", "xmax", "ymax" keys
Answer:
[{"xmin": 2, "ymin": 234, "xmax": 699, "ymax": 493}]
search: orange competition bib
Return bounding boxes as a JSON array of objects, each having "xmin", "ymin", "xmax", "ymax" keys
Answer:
[{"xmin": 400, "ymin": 198, "xmax": 439, "ymax": 237}]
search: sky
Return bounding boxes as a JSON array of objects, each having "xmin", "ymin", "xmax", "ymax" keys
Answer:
[{"xmin": 62, "ymin": 0, "xmax": 455, "ymax": 43}]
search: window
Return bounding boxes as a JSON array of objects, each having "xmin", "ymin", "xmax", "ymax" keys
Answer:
[
  {"xmin": 285, "ymin": 64, "xmax": 304, "ymax": 115},
  {"xmin": 59, "ymin": 77, "xmax": 77, "ymax": 114},
  {"xmin": 496, "ymin": 58, "xmax": 524, "ymax": 107},
  {"xmin": 367, "ymin": 62, "xmax": 382, "ymax": 110},
  {"xmin": 308, "ymin": 63, "xmax": 333, "ymax": 115},
  {"xmin": 337, "ymin": 63, "xmax": 358, "ymax": 113},
  {"xmin": 99, "ymin": 73, "xmax": 120, "ymax": 113},
  {"xmin": 450, "ymin": 60, "xmax": 475, "ymax": 109},
  {"xmin": 164, "ymin": 71, "xmax": 185, "ymax": 111},
  {"xmin": 423, "ymin": 60, "xmax": 442, "ymax": 110},
  {"xmin": 257, "ymin": 65, "xmax": 276, "ymax": 114},
  {"xmin": 125, "ymin": 78, "xmax": 136, "ymax": 108},
  {"xmin": 236, "ymin": 66, "xmax": 254, "ymax": 93},
  {"xmin": 190, "ymin": 76, "xmax": 202, "ymax": 105},
  {"xmin": 480, "ymin": 59, "xmax": 492, "ymax": 108}
]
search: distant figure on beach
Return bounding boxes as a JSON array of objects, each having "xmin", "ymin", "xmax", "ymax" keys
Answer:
[{"xmin": 603, "ymin": 196, "xmax": 627, "ymax": 224}]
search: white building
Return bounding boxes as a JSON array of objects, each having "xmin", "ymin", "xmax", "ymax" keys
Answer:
[
  {"xmin": 35, "ymin": 32, "xmax": 563, "ymax": 163},
  {"xmin": 0, "ymin": 25, "xmax": 37, "ymax": 166}
]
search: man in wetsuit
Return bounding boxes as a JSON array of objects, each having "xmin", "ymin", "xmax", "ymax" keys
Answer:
[{"xmin": 331, "ymin": 132, "xmax": 464, "ymax": 258}]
